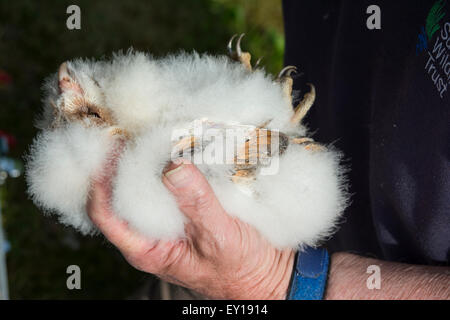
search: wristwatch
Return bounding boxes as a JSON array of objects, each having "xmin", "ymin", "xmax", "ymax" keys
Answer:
[{"xmin": 287, "ymin": 246, "xmax": 330, "ymax": 300}]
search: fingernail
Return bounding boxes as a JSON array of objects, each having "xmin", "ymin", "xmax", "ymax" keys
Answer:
[{"xmin": 164, "ymin": 162, "xmax": 192, "ymax": 188}]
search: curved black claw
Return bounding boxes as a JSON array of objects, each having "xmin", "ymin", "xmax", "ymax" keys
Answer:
[
  {"xmin": 278, "ymin": 65, "xmax": 297, "ymax": 79},
  {"xmin": 227, "ymin": 33, "xmax": 245, "ymax": 57},
  {"xmin": 254, "ymin": 56, "xmax": 263, "ymax": 69},
  {"xmin": 236, "ymin": 33, "xmax": 245, "ymax": 57},
  {"xmin": 227, "ymin": 34, "xmax": 238, "ymax": 55}
]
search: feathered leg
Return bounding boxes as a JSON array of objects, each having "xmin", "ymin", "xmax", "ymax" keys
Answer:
[{"xmin": 275, "ymin": 64, "xmax": 322, "ymax": 150}]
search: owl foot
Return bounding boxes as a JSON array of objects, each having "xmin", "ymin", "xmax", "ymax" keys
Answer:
[
  {"xmin": 227, "ymin": 33, "xmax": 253, "ymax": 71},
  {"xmin": 277, "ymin": 65, "xmax": 297, "ymax": 105},
  {"xmin": 291, "ymin": 83, "xmax": 316, "ymax": 125},
  {"xmin": 290, "ymin": 136, "xmax": 324, "ymax": 152}
]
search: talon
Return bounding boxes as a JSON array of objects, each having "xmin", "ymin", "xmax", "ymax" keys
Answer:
[
  {"xmin": 277, "ymin": 65, "xmax": 297, "ymax": 79},
  {"xmin": 277, "ymin": 66, "xmax": 297, "ymax": 104},
  {"xmin": 227, "ymin": 33, "xmax": 245, "ymax": 57},
  {"xmin": 236, "ymin": 33, "xmax": 245, "ymax": 57},
  {"xmin": 227, "ymin": 33, "xmax": 252, "ymax": 71},
  {"xmin": 254, "ymin": 56, "xmax": 263, "ymax": 69},
  {"xmin": 227, "ymin": 34, "xmax": 238, "ymax": 55}
]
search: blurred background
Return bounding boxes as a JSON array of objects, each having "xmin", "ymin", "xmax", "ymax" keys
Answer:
[{"xmin": 0, "ymin": 0, "xmax": 284, "ymax": 299}]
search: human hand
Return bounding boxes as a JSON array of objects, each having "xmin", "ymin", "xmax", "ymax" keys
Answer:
[{"xmin": 87, "ymin": 155, "xmax": 294, "ymax": 299}]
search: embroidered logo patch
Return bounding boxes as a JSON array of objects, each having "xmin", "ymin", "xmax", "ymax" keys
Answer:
[{"xmin": 416, "ymin": 0, "xmax": 449, "ymax": 99}]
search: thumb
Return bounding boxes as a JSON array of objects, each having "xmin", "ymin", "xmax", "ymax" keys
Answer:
[{"xmin": 162, "ymin": 159, "xmax": 229, "ymax": 228}]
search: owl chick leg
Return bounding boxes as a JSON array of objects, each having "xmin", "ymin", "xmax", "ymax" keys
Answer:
[
  {"xmin": 277, "ymin": 66, "xmax": 297, "ymax": 105},
  {"xmin": 230, "ymin": 127, "xmax": 263, "ymax": 194},
  {"xmin": 291, "ymin": 83, "xmax": 316, "ymax": 125},
  {"xmin": 231, "ymin": 129, "xmax": 289, "ymax": 192},
  {"xmin": 227, "ymin": 34, "xmax": 253, "ymax": 71},
  {"xmin": 290, "ymin": 136, "xmax": 325, "ymax": 152}
]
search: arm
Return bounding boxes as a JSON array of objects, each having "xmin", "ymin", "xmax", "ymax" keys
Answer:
[
  {"xmin": 324, "ymin": 252, "xmax": 450, "ymax": 300},
  {"xmin": 87, "ymin": 157, "xmax": 450, "ymax": 300}
]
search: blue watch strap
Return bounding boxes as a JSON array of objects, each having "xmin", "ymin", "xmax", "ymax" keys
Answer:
[{"xmin": 287, "ymin": 247, "xmax": 329, "ymax": 300}]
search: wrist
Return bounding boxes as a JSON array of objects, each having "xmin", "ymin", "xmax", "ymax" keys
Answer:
[
  {"xmin": 223, "ymin": 248, "xmax": 294, "ymax": 300},
  {"xmin": 264, "ymin": 249, "xmax": 295, "ymax": 299}
]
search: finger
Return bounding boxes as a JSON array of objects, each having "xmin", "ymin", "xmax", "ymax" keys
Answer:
[
  {"xmin": 162, "ymin": 159, "xmax": 230, "ymax": 229},
  {"xmin": 88, "ymin": 175, "xmax": 187, "ymax": 274}
]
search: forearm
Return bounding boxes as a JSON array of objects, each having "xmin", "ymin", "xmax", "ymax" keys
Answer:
[{"xmin": 324, "ymin": 252, "xmax": 450, "ymax": 300}]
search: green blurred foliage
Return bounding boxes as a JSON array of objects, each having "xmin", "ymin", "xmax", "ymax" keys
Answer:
[{"xmin": 0, "ymin": 0, "xmax": 284, "ymax": 299}]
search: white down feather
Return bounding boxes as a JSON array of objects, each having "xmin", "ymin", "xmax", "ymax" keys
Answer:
[{"xmin": 26, "ymin": 50, "xmax": 348, "ymax": 249}]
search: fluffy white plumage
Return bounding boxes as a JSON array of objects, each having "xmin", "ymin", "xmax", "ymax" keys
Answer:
[{"xmin": 26, "ymin": 49, "xmax": 348, "ymax": 249}]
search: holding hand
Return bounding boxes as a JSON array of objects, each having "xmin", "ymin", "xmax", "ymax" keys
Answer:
[{"xmin": 87, "ymin": 156, "xmax": 294, "ymax": 299}]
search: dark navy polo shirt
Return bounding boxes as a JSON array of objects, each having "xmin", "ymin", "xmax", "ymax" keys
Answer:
[{"xmin": 283, "ymin": 0, "xmax": 449, "ymax": 265}]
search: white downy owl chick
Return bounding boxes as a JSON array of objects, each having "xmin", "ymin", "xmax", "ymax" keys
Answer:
[{"xmin": 26, "ymin": 35, "xmax": 348, "ymax": 249}]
